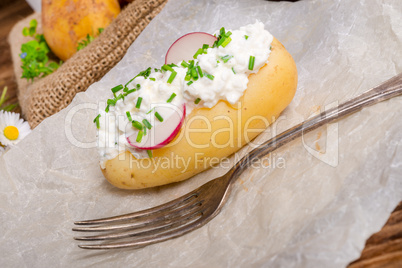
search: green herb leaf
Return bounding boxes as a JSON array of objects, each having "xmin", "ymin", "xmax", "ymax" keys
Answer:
[{"xmin": 20, "ymin": 20, "xmax": 62, "ymax": 82}]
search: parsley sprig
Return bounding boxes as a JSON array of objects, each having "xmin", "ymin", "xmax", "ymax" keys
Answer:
[{"xmin": 20, "ymin": 19, "xmax": 62, "ymax": 82}]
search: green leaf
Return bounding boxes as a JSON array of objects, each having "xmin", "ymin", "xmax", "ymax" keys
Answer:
[
  {"xmin": 48, "ymin": 62, "xmax": 59, "ymax": 70},
  {"xmin": 29, "ymin": 27, "xmax": 36, "ymax": 36},
  {"xmin": 1, "ymin": 103, "xmax": 18, "ymax": 112},
  {"xmin": 29, "ymin": 19, "xmax": 37, "ymax": 28},
  {"xmin": 19, "ymin": 20, "xmax": 61, "ymax": 82},
  {"xmin": 22, "ymin": 27, "xmax": 29, "ymax": 37}
]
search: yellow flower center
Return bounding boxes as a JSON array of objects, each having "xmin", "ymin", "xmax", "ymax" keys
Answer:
[{"xmin": 4, "ymin": 126, "xmax": 19, "ymax": 140}]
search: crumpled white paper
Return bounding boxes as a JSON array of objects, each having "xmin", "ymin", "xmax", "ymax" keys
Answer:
[{"xmin": 1, "ymin": 0, "xmax": 402, "ymax": 267}]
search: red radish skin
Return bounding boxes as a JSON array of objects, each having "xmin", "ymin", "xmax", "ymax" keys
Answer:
[
  {"xmin": 127, "ymin": 104, "xmax": 186, "ymax": 150},
  {"xmin": 165, "ymin": 32, "xmax": 217, "ymax": 65}
]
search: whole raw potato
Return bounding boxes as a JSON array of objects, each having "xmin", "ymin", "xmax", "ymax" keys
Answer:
[
  {"xmin": 102, "ymin": 38, "xmax": 298, "ymax": 189},
  {"xmin": 42, "ymin": 0, "xmax": 120, "ymax": 61}
]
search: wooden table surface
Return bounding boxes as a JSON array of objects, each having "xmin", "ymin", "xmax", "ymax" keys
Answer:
[{"xmin": 1, "ymin": 1, "xmax": 401, "ymax": 267}]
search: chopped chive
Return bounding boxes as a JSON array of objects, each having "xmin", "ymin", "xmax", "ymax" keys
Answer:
[
  {"xmin": 136, "ymin": 131, "xmax": 144, "ymax": 143},
  {"xmin": 132, "ymin": 120, "xmax": 143, "ymax": 130},
  {"xmin": 124, "ymin": 77, "xmax": 136, "ymax": 88},
  {"xmin": 124, "ymin": 88, "xmax": 136, "ymax": 96},
  {"xmin": 126, "ymin": 111, "xmax": 132, "ymax": 121},
  {"xmin": 188, "ymin": 60, "xmax": 195, "ymax": 68},
  {"xmin": 205, "ymin": 73, "xmax": 214, "ymax": 80},
  {"xmin": 221, "ymin": 55, "xmax": 233, "ymax": 63},
  {"xmin": 146, "ymin": 107, "xmax": 155, "ymax": 114},
  {"xmin": 167, "ymin": 93, "xmax": 176, "ymax": 103},
  {"xmin": 123, "ymin": 86, "xmax": 128, "ymax": 92},
  {"xmin": 142, "ymin": 119, "xmax": 152, "ymax": 129},
  {"xmin": 221, "ymin": 36, "xmax": 232, "ymax": 47},
  {"xmin": 202, "ymin": 44, "xmax": 209, "ymax": 50},
  {"xmin": 220, "ymin": 27, "xmax": 225, "ymax": 36},
  {"xmin": 155, "ymin": 111, "xmax": 163, "ymax": 122},
  {"xmin": 187, "ymin": 81, "xmax": 193, "ymax": 86},
  {"xmin": 232, "ymin": 67, "xmax": 236, "ymax": 74},
  {"xmin": 197, "ymin": 66, "xmax": 203, "ymax": 78},
  {"xmin": 181, "ymin": 61, "xmax": 189, "ymax": 68},
  {"xmin": 154, "ymin": 68, "xmax": 160, "ymax": 72},
  {"xmin": 93, "ymin": 114, "xmax": 101, "ymax": 129},
  {"xmin": 116, "ymin": 93, "xmax": 124, "ymax": 101},
  {"xmin": 135, "ymin": 97, "xmax": 143, "ymax": 109},
  {"xmin": 136, "ymin": 84, "xmax": 141, "ymax": 90},
  {"xmin": 245, "ymin": 35, "xmax": 249, "ymax": 40},
  {"xmin": 137, "ymin": 67, "xmax": 152, "ymax": 78},
  {"xmin": 146, "ymin": 150, "xmax": 153, "ymax": 158},
  {"xmin": 194, "ymin": 98, "xmax": 201, "ymax": 104},
  {"xmin": 105, "ymin": 104, "xmax": 110, "ymax": 113},
  {"xmin": 149, "ymin": 77, "xmax": 156, "ymax": 81},
  {"xmin": 191, "ymin": 68, "xmax": 198, "ymax": 80},
  {"xmin": 185, "ymin": 74, "xmax": 191, "ymax": 81},
  {"xmin": 193, "ymin": 48, "xmax": 204, "ymax": 59},
  {"xmin": 167, "ymin": 71, "xmax": 177, "ymax": 84},
  {"xmin": 111, "ymin": 84, "xmax": 123, "ymax": 93},
  {"xmin": 107, "ymin": 99, "xmax": 116, "ymax": 106},
  {"xmin": 143, "ymin": 126, "xmax": 147, "ymax": 135},
  {"xmin": 217, "ymin": 37, "xmax": 226, "ymax": 47},
  {"xmin": 168, "ymin": 63, "xmax": 178, "ymax": 68},
  {"xmin": 248, "ymin": 55, "xmax": 255, "ymax": 70},
  {"xmin": 161, "ymin": 64, "xmax": 175, "ymax": 72},
  {"xmin": 123, "ymin": 67, "xmax": 150, "ymax": 88}
]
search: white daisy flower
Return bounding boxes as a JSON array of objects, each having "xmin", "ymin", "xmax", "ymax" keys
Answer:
[{"xmin": 0, "ymin": 111, "xmax": 31, "ymax": 147}]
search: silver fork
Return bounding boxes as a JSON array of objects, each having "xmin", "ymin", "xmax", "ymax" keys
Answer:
[{"xmin": 73, "ymin": 73, "xmax": 402, "ymax": 249}]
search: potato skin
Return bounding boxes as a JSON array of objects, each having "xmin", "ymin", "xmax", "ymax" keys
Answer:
[
  {"xmin": 102, "ymin": 38, "xmax": 298, "ymax": 189},
  {"xmin": 42, "ymin": 0, "xmax": 120, "ymax": 61}
]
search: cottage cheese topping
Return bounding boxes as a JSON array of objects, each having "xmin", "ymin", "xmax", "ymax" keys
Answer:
[{"xmin": 97, "ymin": 21, "xmax": 273, "ymax": 167}]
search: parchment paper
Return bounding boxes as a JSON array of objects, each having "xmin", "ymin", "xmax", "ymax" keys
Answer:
[{"xmin": 1, "ymin": 0, "xmax": 402, "ymax": 267}]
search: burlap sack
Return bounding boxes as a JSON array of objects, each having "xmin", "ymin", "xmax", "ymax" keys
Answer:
[{"xmin": 8, "ymin": 0, "xmax": 167, "ymax": 128}]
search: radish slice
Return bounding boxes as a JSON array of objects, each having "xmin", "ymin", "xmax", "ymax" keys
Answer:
[
  {"xmin": 165, "ymin": 32, "xmax": 217, "ymax": 65},
  {"xmin": 126, "ymin": 104, "xmax": 186, "ymax": 150}
]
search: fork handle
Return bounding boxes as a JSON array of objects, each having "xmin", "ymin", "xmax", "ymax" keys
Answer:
[{"xmin": 231, "ymin": 72, "xmax": 402, "ymax": 179}]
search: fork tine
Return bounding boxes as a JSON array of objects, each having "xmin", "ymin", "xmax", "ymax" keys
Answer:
[
  {"xmin": 72, "ymin": 200, "xmax": 202, "ymax": 233},
  {"xmin": 74, "ymin": 191, "xmax": 199, "ymax": 226},
  {"xmin": 77, "ymin": 211, "xmax": 205, "ymax": 249},
  {"xmin": 74, "ymin": 204, "xmax": 202, "ymax": 241}
]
